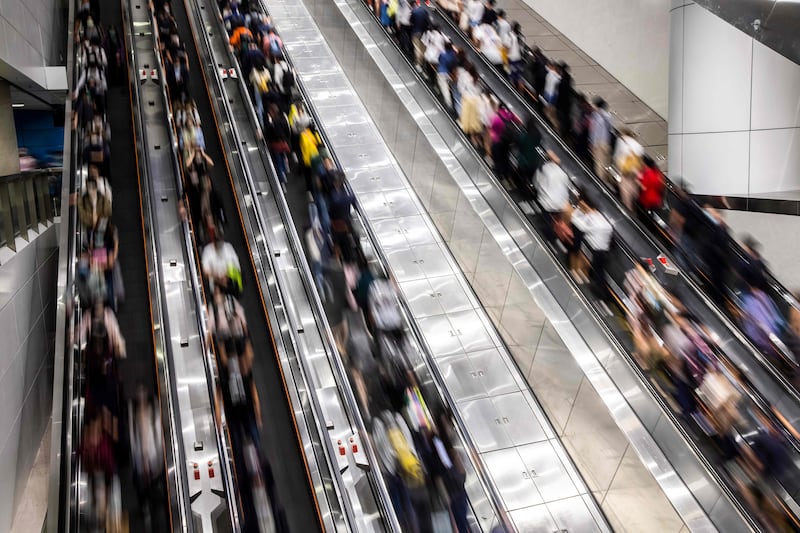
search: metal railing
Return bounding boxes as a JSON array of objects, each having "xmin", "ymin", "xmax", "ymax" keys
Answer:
[{"xmin": 0, "ymin": 168, "xmax": 59, "ymax": 252}]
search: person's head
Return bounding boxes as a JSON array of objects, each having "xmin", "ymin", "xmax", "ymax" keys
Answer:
[
  {"xmin": 560, "ymin": 62, "xmax": 569, "ymax": 75},
  {"xmin": 742, "ymin": 234, "xmax": 761, "ymax": 255},
  {"xmin": 593, "ymin": 97, "xmax": 607, "ymax": 110},
  {"xmin": 88, "ymin": 164, "xmax": 100, "ymax": 179},
  {"xmin": 497, "ymin": 8, "xmax": 505, "ymax": 19},
  {"xmin": 268, "ymin": 103, "xmax": 279, "ymax": 117},
  {"xmin": 546, "ymin": 149, "xmax": 559, "ymax": 165},
  {"xmin": 512, "ymin": 21, "xmax": 522, "ymax": 35},
  {"xmin": 642, "ymin": 154, "xmax": 656, "ymax": 169},
  {"xmin": 579, "ymin": 193, "xmax": 598, "ymax": 212},
  {"xmin": 525, "ymin": 115, "xmax": 538, "ymax": 132}
]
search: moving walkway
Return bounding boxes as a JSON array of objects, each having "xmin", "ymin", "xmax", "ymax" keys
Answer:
[
  {"xmin": 302, "ymin": 0, "xmax": 800, "ymax": 529},
  {"xmin": 423, "ymin": 0, "xmax": 800, "ymax": 417},
  {"xmin": 49, "ymin": 0, "xmax": 182, "ymax": 530}
]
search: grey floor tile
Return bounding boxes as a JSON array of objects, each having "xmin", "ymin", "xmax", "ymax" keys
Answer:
[
  {"xmin": 574, "ymin": 82, "xmax": 637, "ymax": 106},
  {"xmin": 610, "ymin": 101, "xmax": 663, "ymax": 124},
  {"xmin": 528, "ymin": 34, "xmax": 571, "ymax": 51},
  {"xmin": 546, "ymin": 50, "xmax": 590, "ymax": 67},
  {"xmin": 569, "ymin": 65, "xmax": 610, "ymax": 85},
  {"xmin": 629, "ymin": 121, "xmax": 668, "ymax": 147}
]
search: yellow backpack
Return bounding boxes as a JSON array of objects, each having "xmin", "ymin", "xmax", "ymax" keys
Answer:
[{"xmin": 387, "ymin": 426, "xmax": 424, "ymax": 487}]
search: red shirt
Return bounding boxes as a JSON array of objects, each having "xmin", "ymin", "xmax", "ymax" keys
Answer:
[{"xmin": 639, "ymin": 167, "xmax": 665, "ymax": 210}]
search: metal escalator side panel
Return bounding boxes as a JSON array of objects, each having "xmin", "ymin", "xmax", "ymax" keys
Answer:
[{"xmin": 47, "ymin": 0, "xmax": 80, "ymax": 525}]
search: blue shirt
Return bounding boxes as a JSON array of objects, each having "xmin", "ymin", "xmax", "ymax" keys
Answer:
[
  {"xmin": 438, "ymin": 49, "xmax": 456, "ymax": 74},
  {"xmin": 411, "ymin": 6, "xmax": 430, "ymax": 35},
  {"xmin": 589, "ymin": 109, "xmax": 612, "ymax": 147}
]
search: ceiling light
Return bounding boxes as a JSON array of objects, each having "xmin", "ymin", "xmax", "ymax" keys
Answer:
[{"xmin": 11, "ymin": 103, "xmax": 24, "ymax": 108}]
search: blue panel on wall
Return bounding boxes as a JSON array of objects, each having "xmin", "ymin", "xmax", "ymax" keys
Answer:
[{"xmin": 13, "ymin": 110, "xmax": 64, "ymax": 166}]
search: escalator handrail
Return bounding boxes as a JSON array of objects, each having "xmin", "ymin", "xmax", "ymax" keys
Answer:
[
  {"xmin": 179, "ymin": 0, "xmax": 351, "ymax": 529},
  {"xmin": 207, "ymin": 3, "xmax": 404, "ymax": 529},
  {"xmin": 431, "ymin": 4, "xmax": 800, "ymax": 415},
  {"xmin": 51, "ymin": 0, "xmax": 89, "ymax": 526},
  {"xmin": 144, "ymin": 3, "xmax": 246, "ymax": 530}
]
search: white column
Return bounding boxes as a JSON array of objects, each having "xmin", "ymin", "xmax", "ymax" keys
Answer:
[{"xmin": 668, "ymin": 1, "xmax": 800, "ymax": 199}]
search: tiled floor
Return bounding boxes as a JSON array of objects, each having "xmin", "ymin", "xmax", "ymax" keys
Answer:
[
  {"xmin": 502, "ymin": 0, "xmax": 670, "ymax": 171},
  {"xmin": 10, "ymin": 423, "xmax": 49, "ymax": 533}
]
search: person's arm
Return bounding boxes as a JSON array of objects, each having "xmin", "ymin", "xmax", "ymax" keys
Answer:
[
  {"xmin": 201, "ymin": 150, "xmax": 214, "ymax": 167},
  {"xmin": 109, "ymin": 227, "xmax": 119, "ymax": 266},
  {"xmin": 185, "ymin": 145, "xmax": 198, "ymax": 167},
  {"xmin": 251, "ymin": 382, "xmax": 262, "ymax": 429}
]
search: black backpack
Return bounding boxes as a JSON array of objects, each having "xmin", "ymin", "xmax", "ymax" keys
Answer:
[
  {"xmin": 500, "ymin": 116, "xmax": 517, "ymax": 147},
  {"xmin": 281, "ymin": 65, "xmax": 295, "ymax": 94}
]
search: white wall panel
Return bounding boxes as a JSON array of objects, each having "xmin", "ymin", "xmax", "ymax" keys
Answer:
[
  {"xmin": 667, "ymin": 133, "xmax": 682, "ymax": 179},
  {"xmin": 682, "ymin": 131, "xmax": 750, "ymax": 195},
  {"xmin": 681, "ymin": 4, "xmax": 752, "ymax": 134},
  {"xmin": 668, "ymin": 7, "xmax": 684, "ymax": 133},
  {"xmin": 749, "ymin": 128, "xmax": 800, "ymax": 194},
  {"xmin": 521, "ymin": 0, "xmax": 670, "ymax": 118},
  {"xmin": 751, "ymin": 41, "xmax": 800, "ymax": 130}
]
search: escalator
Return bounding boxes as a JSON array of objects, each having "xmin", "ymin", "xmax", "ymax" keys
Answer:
[
  {"xmin": 160, "ymin": 0, "xmax": 323, "ymax": 529},
  {"xmin": 418, "ymin": 3, "xmax": 800, "ymax": 423},
  {"xmin": 303, "ymin": 0, "xmax": 800, "ymax": 529},
  {"xmin": 49, "ymin": 0, "xmax": 178, "ymax": 530}
]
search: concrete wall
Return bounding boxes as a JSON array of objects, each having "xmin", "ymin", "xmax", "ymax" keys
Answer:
[
  {"xmin": 0, "ymin": 224, "xmax": 58, "ymax": 532},
  {"xmin": 0, "ymin": 0, "xmax": 66, "ymax": 90},
  {"xmin": 669, "ymin": 1, "xmax": 800, "ymax": 198},
  {"xmin": 520, "ymin": 0, "xmax": 671, "ymax": 118},
  {"xmin": 723, "ymin": 210, "xmax": 800, "ymax": 290}
]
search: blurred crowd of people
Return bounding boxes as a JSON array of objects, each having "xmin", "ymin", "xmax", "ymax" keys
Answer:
[
  {"xmin": 218, "ymin": 1, "xmax": 476, "ymax": 529},
  {"xmin": 369, "ymin": 0, "xmax": 800, "ymax": 529},
  {"xmin": 152, "ymin": 1, "xmax": 285, "ymax": 531},
  {"xmin": 71, "ymin": 2, "xmax": 167, "ymax": 532}
]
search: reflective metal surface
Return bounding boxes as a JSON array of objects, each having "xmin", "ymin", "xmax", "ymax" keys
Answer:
[
  {"xmin": 128, "ymin": 1, "xmax": 231, "ymax": 530},
  {"xmin": 267, "ymin": 0, "xmax": 610, "ymax": 529}
]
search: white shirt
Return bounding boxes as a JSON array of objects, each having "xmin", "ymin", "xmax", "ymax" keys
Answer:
[
  {"xmin": 572, "ymin": 209, "xmax": 613, "ymax": 251},
  {"xmin": 466, "ymin": 0, "xmax": 484, "ymax": 24},
  {"xmin": 505, "ymin": 32, "xmax": 522, "ymax": 62},
  {"xmin": 543, "ymin": 69, "xmax": 561, "ymax": 103},
  {"xmin": 536, "ymin": 162, "xmax": 570, "ymax": 213},
  {"xmin": 613, "ymin": 135, "xmax": 644, "ymax": 168},
  {"xmin": 422, "ymin": 30, "xmax": 446, "ymax": 64},
  {"xmin": 496, "ymin": 18, "xmax": 511, "ymax": 43},
  {"xmin": 202, "ymin": 241, "xmax": 240, "ymax": 280},
  {"xmin": 396, "ymin": 0, "xmax": 412, "ymax": 26},
  {"xmin": 477, "ymin": 24, "xmax": 503, "ymax": 65},
  {"xmin": 457, "ymin": 68, "xmax": 480, "ymax": 96}
]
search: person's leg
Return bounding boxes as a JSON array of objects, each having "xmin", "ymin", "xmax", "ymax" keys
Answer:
[
  {"xmin": 437, "ymin": 73, "xmax": 452, "ymax": 109},
  {"xmin": 590, "ymin": 249, "xmax": 608, "ymax": 298},
  {"xmin": 253, "ymin": 88, "xmax": 264, "ymax": 126},
  {"xmin": 591, "ymin": 143, "xmax": 606, "ymax": 181}
]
